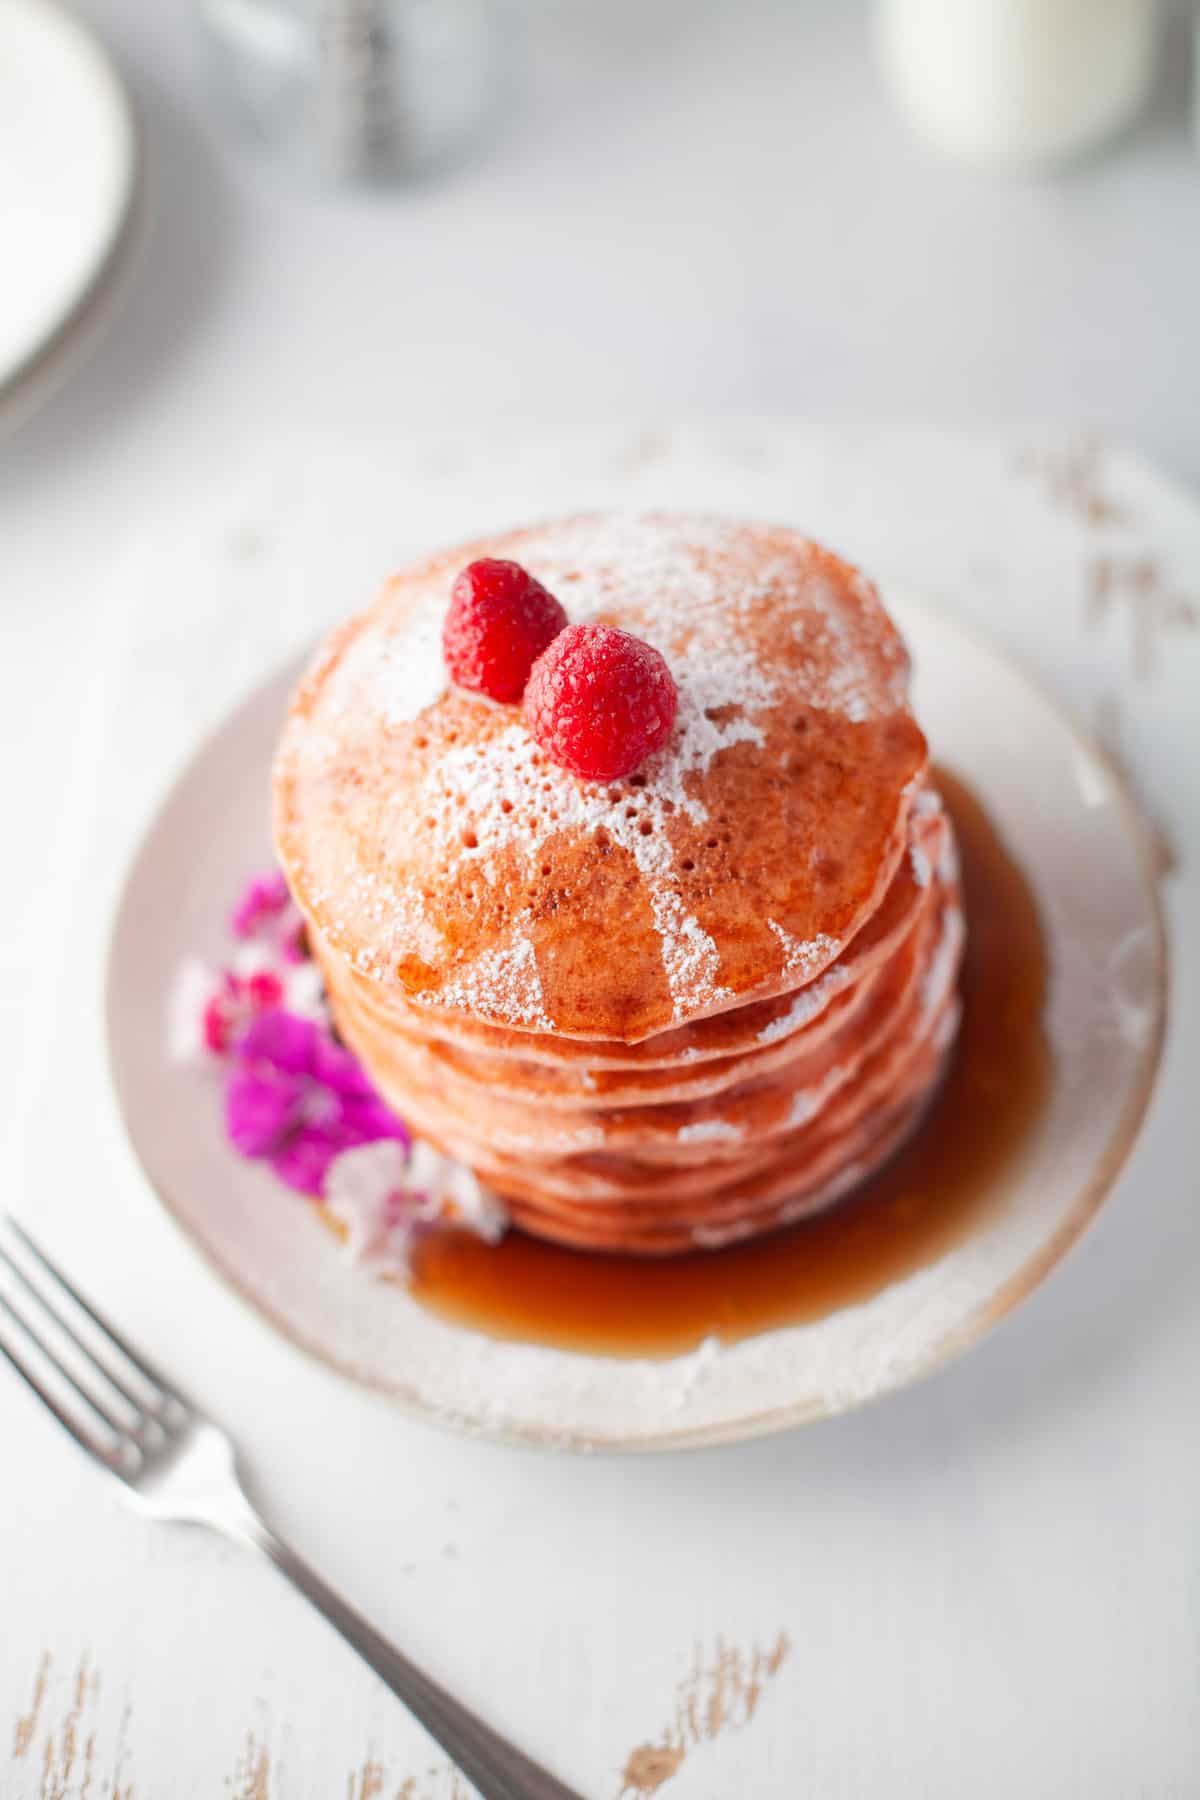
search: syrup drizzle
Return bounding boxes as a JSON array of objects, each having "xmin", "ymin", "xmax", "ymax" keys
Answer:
[{"xmin": 411, "ymin": 769, "xmax": 1049, "ymax": 1357}]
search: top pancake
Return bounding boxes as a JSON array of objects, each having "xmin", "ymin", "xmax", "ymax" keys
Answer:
[{"xmin": 274, "ymin": 514, "xmax": 927, "ymax": 1042}]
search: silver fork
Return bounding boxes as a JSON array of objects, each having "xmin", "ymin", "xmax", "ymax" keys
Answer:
[{"xmin": 0, "ymin": 1217, "xmax": 581, "ymax": 1800}]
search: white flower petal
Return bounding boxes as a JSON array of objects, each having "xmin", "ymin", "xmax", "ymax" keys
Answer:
[
  {"xmin": 324, "ymin": 1138, "xmax": 508, "ymax": 1281},
  {"xmin": 408, "ymin": 1140, "xmax": 508, "ymax": 1243},
  {"xmin": 283, "ymin": 958, "xmax": 330, "ymax": 1021},
  {"xmin": 324, "ymin": 1140, "xmax": 415, "ymax": 1276},
  {"xmin": 167, "ymin": 958, "xmax": 221, "ymax": 1064},
  {"xmin": 229, "ymin": 941, "xmax": 329, "ymax": 1023}
]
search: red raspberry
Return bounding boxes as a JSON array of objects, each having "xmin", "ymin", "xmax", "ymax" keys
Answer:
[
  {"xmin": 442, "ymin": 559, "xmax": 567, "ymax": 703},
  {"xmin": 523, "ymin": 623, "xmax": 679, "ymax": 782}
]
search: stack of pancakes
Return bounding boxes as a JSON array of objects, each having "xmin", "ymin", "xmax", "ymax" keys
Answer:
[{"xmin": 274, "ymin": 514, "xmax": 964, "ymax": 1254}]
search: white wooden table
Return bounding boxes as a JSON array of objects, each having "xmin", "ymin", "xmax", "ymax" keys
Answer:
[{"xmin": 3, "ymin": 5, "xmax": 1200, "ymax": 1796}]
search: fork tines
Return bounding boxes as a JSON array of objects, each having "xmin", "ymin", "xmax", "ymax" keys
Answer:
[{"xmin": 0, "ymin": 1217, "xmax": 186, "ymax": 1468}]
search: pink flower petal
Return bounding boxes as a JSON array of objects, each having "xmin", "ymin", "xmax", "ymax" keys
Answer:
[
  {"xmin": 271, "ymin": 1133, "xmax": 340, "ymax": 1197},
  {"xmin": 231, "ymin": 871, "xmax": 291, "ymax": 938},
  {"xmin": 225, "ymin": 1067, "xmax": 304, "ymax": 1156},
  {"xmin": 238, "ymin": 1009, "xmax": 318, "ymax": 1075},
  {"xmin": 203, "ymin": 871, "xmax": 418, "ymax": 1207},
  {"xmin": 203, "ymin": 997, "xmax": 234, "ymax": 1055},
  {"xmin": 311, "ymin": 1031, "xmax": 375, "ymax": 1099},
  {"xmin": 338, "ymin": 1096, "xmax": 409, "ymax": 1146},
  {"xmin": 280, "ymin": 919, "xmax": 309, "ymax": 964},
  {"xmin": 247, "ymin": 969, "xmax": 284, "ymax": 1010}
]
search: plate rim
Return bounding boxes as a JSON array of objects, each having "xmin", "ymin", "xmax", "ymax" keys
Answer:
[
  {"xmin": 103, "ymin": 594, "xmax": 1170, "ymax": 1453},
  {"xmin": 0, "ymin": 0, "xmax": 141, "ymax": 430}
]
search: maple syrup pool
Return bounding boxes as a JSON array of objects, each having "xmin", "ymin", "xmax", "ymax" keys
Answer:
[{"xmin": 410, "ymin": 769, "xmax": 1050, "ymax": 1357}]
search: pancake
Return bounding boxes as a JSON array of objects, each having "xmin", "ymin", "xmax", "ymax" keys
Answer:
[
  {"xmin": 506, "ymin": 1028, "xmax": 957, "ymax": 1253},
  {"xmin": 332, "ymin": 796, "xmax": 948, "ymax": 1072},
  {"xmin": 327, "ymin": 808, "xmax": 948, "ymax": 1110},
  {"xmin": 327, "ymin": 880, "xmax": 949, "ymax": 1160},
  {"xmin": 275, "ymin": 513, "xmax": 927, "ymax": 1043},
  {"xmin": 272, "ymin": 514, "xmax": 963, "ymax": 1256},
  {"xmin": 390, "ymin": 889, "xmax": 963, "ymax": 1213}
]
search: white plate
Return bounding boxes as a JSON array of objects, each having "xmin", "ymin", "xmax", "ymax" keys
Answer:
[
  {"xmin": 0, "ymin": 0, "xmax": 137, "ymax": 414},
  {"xmin": 105, "ymin": 596, "xmax": 1166, "ymax": 1451}
]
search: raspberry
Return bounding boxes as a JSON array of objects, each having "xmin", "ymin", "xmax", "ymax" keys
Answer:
[
  {"xmin": 523, "ymin": 624, "xmax": 679, "ymax": 782},
  {"xmin": 442, "ymin": 559, "xmax": 567, "ymax": 703}
]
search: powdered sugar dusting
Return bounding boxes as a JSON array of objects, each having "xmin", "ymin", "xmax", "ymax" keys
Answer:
[
  {"xmin": 786, "ymin": 1062, "xmax": 853, "ymax": 1129},
  {"xmin": 787, "ymin": 1089, "xmax": 823, "ymax": 1129},
  {"xmin": 792, "ymin": 572, "xmax": 909, "ymax": 725},
  {"xmin": 332, "ymin": 877, "xmax": 444, "ymax": 977},
  {"xmin": 911, "ymin": 789, "xmax": 943, "ymax": 889},
  {"xmin": 768, "ymin": 921, "xmax": 839, "ymax": 983},
  {"xmin": 920, "ymin": 903, "xmax": 966, "ymax": 1021},
  {"xmin": 662, "ymin": 1334, "xmax": 723, "ymax": 1404},
  {"xmin": 932, "ymin": 997, "xmax": 962, "ymax": 1054},
  {"xmin": 678, "ymin": 1118, "xmax": 744, "ymax": 1144},
  {"xmin": 910, "ymin": 841, "xmax": 932, "ymax": 888},
  {"xmin": 692, "ymin": 1219, "xmax": 758, "ymax": 1248},
  {"xmin": 756, "ymin": 960, "xmax": 856, "ymax": 1045},
  {"xmin": 423, "ymin": 717, "xmax": 742, "ymax": 1022},
  {"xmin": 291, "ymin": 514, "xmax": 919, "ymax": 1031},
  {"xmin": 356, "ymin": 516, "xmax": 821, "ymax": 1023},
  {"xmin": 433, "ymin": 917, "xmax": 553, "ymax": 1030},
  {"xmin": 937, "ymin": 821, "xmax": 961, "ymax": 886},
  {"xmin": 340, "ymin": 588, "xmax": 448, "ymax": 727},
  {"xmin": 650, "ymin": 890, "xmax": 732, "ymax": 1019}
]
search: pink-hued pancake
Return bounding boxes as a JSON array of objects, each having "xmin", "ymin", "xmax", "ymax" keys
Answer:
[
  {"xmin": 336, "ymin": 803, "xmax": 949, "ymax": 1073},
  {"xmin": 275, "ymin": 514, "xmax": 927, "ymax": 1043},
  {"xmin": 505, "ymin": 1029, "xmax": 957, "ymax": 1253},
  {"xmin": 406, "ymin": 1000, "xmax": 959, "ymax": 1253},
  {"xmin": 327, "ymin": 882, "xmax": 950, "ymax": 1162},
  {"xmin": 272, "ymin": 514, "xmax": 963, "ymax": 1255},
  {"xmin": 400, "ymin": 893, "xmax": 963, "ymax": 1217}
]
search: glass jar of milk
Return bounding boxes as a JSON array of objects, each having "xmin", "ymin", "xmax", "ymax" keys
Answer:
[{"xmin": 875, "ymin": 0, "xmax": 1159, "ymax": 165}]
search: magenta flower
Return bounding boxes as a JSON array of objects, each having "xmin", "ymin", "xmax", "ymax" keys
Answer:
[
  {"xmin": 231, "ymin": 869, "xmax": 308, "ymax": 963},
  {"xmin": 168, "ymin": 949, "xmax": 326, "ymax": 1065},
  {"xmin": 231, "ymin": 871, "xmax": 290, "ymax": 937},
  {"xmin": 172, "ymin": 866, "xmax": 509, "ymax": 1271},
  {"xmin": 225, "ymin": 1009, "xmax": 408, "ymax": 1197}
]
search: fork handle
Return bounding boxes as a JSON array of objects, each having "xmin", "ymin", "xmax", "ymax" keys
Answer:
[{"xmin": 227, "ymin": 1508, "xmax": 582, "ymax": 1800}]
